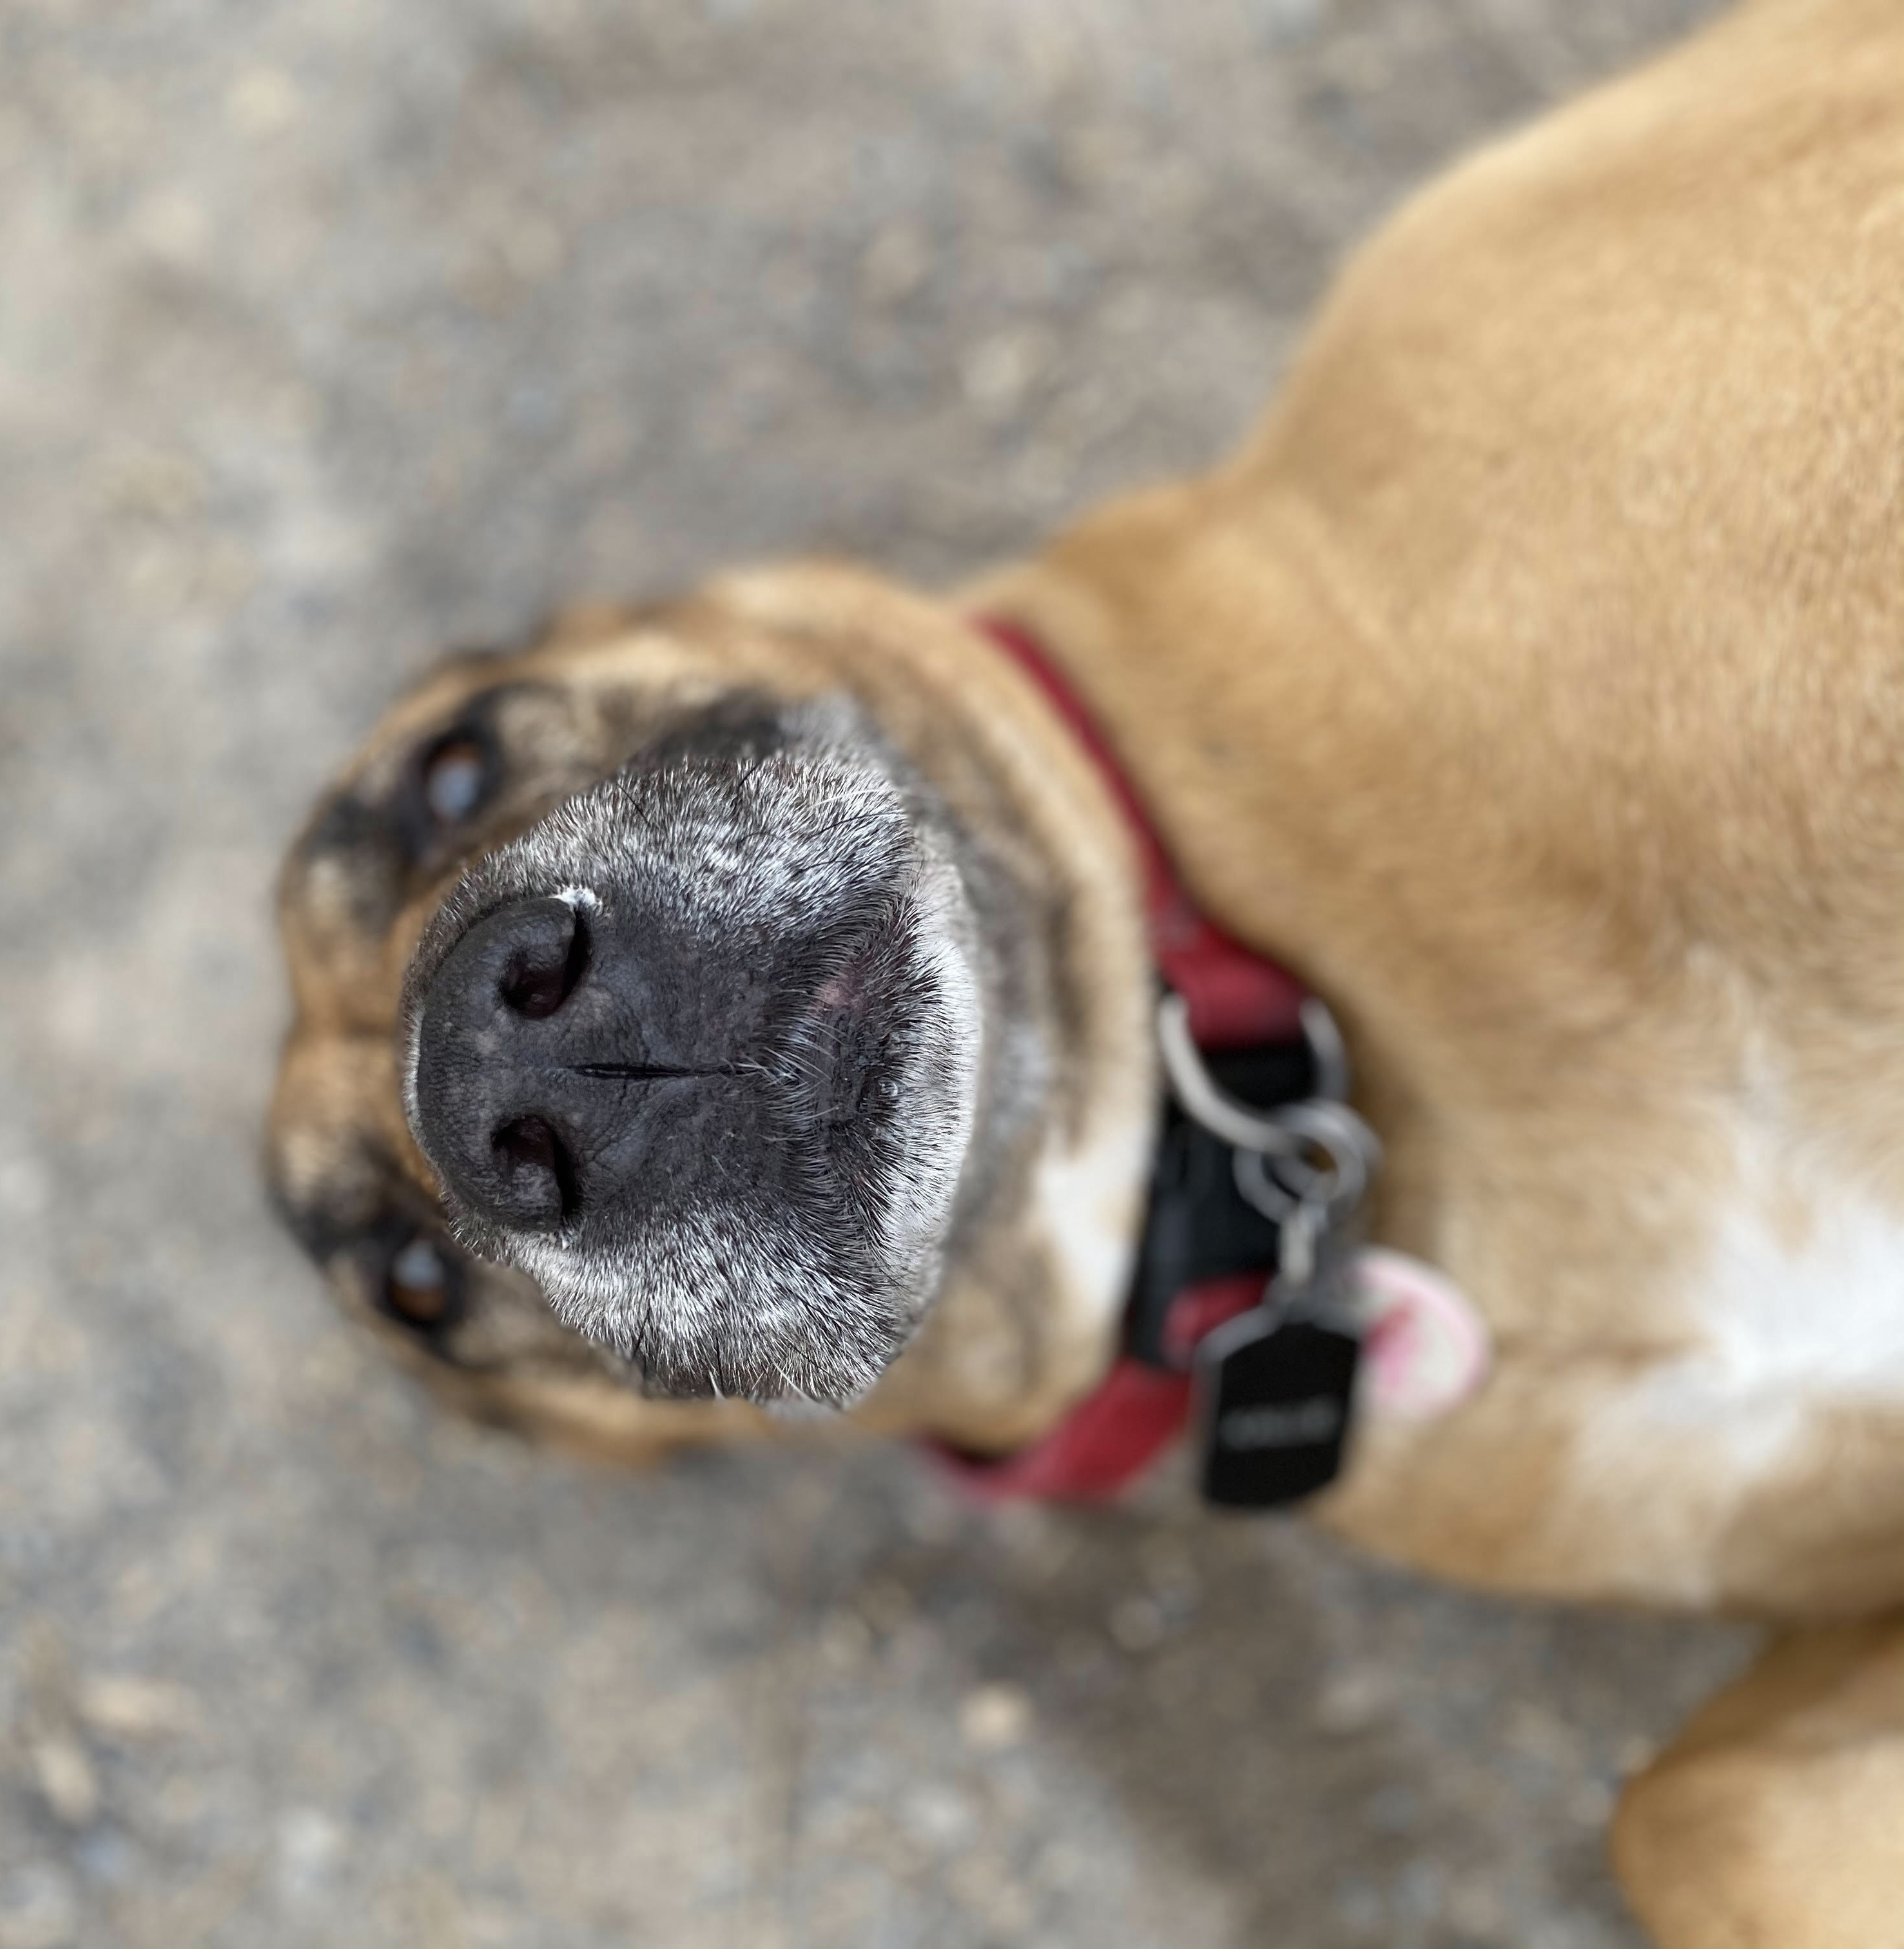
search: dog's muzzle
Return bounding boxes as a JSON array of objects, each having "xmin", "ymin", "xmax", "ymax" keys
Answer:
[{"xmin": 394, "ymin": 717, "xmax": 984, "ymax": 1404}]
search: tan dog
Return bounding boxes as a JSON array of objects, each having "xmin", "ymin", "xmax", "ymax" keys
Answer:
[{"xmin": 269, "ymin": 3, "xmax": 1904, "ymax": 1942}]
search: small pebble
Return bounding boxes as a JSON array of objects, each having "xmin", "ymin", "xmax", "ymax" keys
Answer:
[
  {"xmin": 1108, "ymin": 1595, "xmax": 1167, "ymax": 1653},
  {"xmin": 32, "ymin": 1737, "xmax": 99, "ymax": 1829},
  {"xmin": 79, "ymin": 1676, "xmax": 199, "ymax": 1741},
  {"xmin": 960, "ymin": 1682, "xmax": 1032, "ymax": 1752}
]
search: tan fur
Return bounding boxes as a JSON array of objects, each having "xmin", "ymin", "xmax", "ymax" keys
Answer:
[
  {"xmin": 978, "ymin": 0, "xmax": 1904, "ymax": 1614},
  {"xmin": 1613, "ymin": 1616, "xmax": 1904, "ymax": 1948},
  {"xmin": 273, "ymin": 4, "xmax": 1904, "ymax": 1939}
]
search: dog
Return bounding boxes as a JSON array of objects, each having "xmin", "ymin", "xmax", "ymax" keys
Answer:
[{"xmin": 268, "ymin": 4, "xmax": 1904, "ymax": 1942}]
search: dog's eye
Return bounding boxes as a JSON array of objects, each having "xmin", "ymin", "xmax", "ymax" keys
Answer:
[
  {"xmin": 420, "ymin": 735, "xmax": 492, "ymax": 826},
  {"xmin": 382, "ymin": 1233, "xmax": 461, "ymax": 1332}
]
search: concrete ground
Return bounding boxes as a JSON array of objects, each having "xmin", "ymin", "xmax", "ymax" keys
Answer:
[{"xmin": 0, "ymin": 2, "xmax": 1753, "ymax": 1944}]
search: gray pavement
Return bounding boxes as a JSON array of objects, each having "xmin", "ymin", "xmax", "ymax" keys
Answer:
[{"xmin": 0, "ymin": 3, "xmax": 1753, "ymax": 1944}]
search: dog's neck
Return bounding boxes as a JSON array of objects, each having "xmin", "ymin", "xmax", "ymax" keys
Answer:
[
  {"xmin": 975, "ymin": 612, "xmax": 1311, "ymax": 1047},
  {"xmin": 960, "ymin": 487, "xmax": 1446, "ymax": 1280},
  {"xmin": 937, "ymin": 611, "xmax": 1392, "ymax": 1501}
]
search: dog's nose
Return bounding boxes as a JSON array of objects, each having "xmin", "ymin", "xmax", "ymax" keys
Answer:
[
  {"xmin": 409, "ymin": 896, "xmax": 600, "ymax": 1229},
  {"xmin": 411, "ymin": 891, "xmax": 759, "ymax": 1237},
  {"xmin": 408, "ymin": 879, "xmax": 912, "ymax": 1252}
]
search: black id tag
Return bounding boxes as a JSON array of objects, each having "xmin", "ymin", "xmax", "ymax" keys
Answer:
[{"xmin": 1195, "ymin": 1298, "xmax": 1361, "ymax": 1509}]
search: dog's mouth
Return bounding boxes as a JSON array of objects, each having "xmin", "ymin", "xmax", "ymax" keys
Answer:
[{"xmin": 396, "ymin": 706, "xmax": 984, "ymax": 1406}]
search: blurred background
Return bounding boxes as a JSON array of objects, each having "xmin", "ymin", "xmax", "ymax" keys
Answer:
[{"xmin": 0, "ymin": 2, "xmax": 1751, "ymax": 1944}]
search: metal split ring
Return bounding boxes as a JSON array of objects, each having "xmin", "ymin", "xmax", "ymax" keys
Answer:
[
  {"xmin": 1155, "ymin": 991, "xmax": 1381, "ymax": 1228},
  {"xmin": 1231, "ymin": 1100, "xmax": 1377, "ymax": 1224}
]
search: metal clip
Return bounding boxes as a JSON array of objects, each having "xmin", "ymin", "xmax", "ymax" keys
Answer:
[
  {"xmin": 1274, "ymin": 1198, "xmax": 1322, "ymax": 1288},
  {"xmin": 1155, "ymin": 991, "xmax": 1381, "ymax": 1281}
]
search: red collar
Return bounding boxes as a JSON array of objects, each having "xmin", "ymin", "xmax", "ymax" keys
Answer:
[{"xmin": 932, "ymin": 616, "xmax": 1311, "ymax": 1501}]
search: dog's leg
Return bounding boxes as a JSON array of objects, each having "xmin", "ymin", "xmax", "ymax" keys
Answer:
[{"xmin": 1611, "ymin": 1615, "xmax": 1904, "ymax": 1948}]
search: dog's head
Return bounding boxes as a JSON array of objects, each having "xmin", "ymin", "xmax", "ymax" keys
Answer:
[
  {"xmin": 396, "ymin": 688, "xmax": 982, "ymax": 1406},
  {"xmin": 269, "ymin": 569, "xmax": 1154, "ymax": 1444}
]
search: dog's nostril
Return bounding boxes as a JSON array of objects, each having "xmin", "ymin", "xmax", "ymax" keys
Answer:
[
  {"xmin": 501, "ymin": 957, "xmax": 567, "ymax": 1019},
  {"xmin": 500, "ymin": 907, "xmax": 589, "ymax": 1019},
  {"xmin": 492, "ymin": 1114, "xmax": 582, "ymax": 1221},
  {"xmin": 495, "ymin": 1113, "xmax": 556, "ymax": 1170}
]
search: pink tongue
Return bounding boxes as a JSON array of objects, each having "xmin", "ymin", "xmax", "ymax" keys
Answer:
[{"xmin": 1354, "ymin": 1247, "xmax": 1491, "ymax": 1421}]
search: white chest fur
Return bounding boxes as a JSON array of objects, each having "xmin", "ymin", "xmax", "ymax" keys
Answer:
[{"xmin": 1570, "ymin": 1098, "xmax": 1904, "ymax": 1605}]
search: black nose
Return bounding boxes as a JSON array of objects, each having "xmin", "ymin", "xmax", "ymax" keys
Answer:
[
  {"xmin": 409, "ymin": 897, "xmax": 598, "ymax": 1229},
  {"xmin": 412, "ymin": 890, "xmax": 763, "ymax": 1234},
  {"xmin": 409, "ymin": 883, "xmax": 915, "ymax": 1252}
]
